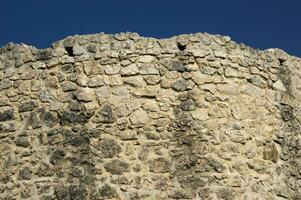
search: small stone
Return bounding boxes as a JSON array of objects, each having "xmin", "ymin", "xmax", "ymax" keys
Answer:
[
  {"xmin": 149, "ymin": 157, "xmax": 171, "ymax": 173},
  {"xmin": 180, "ymin": 99, "xmax": 196, "ymax": 111},
  {"xmin": 248, "ymin": 75, "xmax": 266, "ymax": 88},
  {"xmin": 171, "ymin": 79, "xmax": 191, "ymax": 91},
  {"xmin": 75, "ymin": 88, "xmax": 94, "ymax": 102},
  {"xmin": 19, "ymin": 100, "xmax": 36, "ymax": 112},
  {"xmin": 272, "ymin": 79, "xmax": 286, "ymax": 91},
  {"xmin": 191, "ymin": 109, "xmax": 209, "ymax": 121},
  {"xmin": 177, "ymin": 175, "xmax": 207, "ymax": 189},
  {"xmin": 104, "ymin": 65, "xmax": 121, "ymax": 75},
  {"xmin": 214, "ymin": 50, "xmax": 227, "ymax": 58},
  {"xmin": 138, "ymin": 55, "xmax": 156, "ymax": 63},
  {"xmin": 104, "ymin": 75, "xmax": 123, "ymax": 86},
  {"xmin": 120, "ymin": 63, "xmax": 139, "ymax": 76},
  {"xmin": 15, "ymin": 137, "xmax": 30, "ymax": 147},
  {"xmin": 0, "ymin": 108, "xmax": 14, "ymax": 122},
  {"xmin": 58, "ymin": 110, "xmax": 94, "ymax": 125},
  {"xmin": 191, "ymin": 50, "xmax": 210, "ymax": 58},
  {"xmin": 224, "ymin": 67, "xmax": 238, "ymax": 77},
  {"xmin": 129, "ymin": 109, "xmax": 148, "ymax": 125},
  {"xmin": 196, "ymin": 157, "xmax": 226, "ymax": 173},
  {"xmin": 190, "ymin": 72, "xmax": 212, "ymax": 85},
  {"xmin": 0, "ymin": 122, "xmax": 17, "ymax": 133},
  {"xmin": 124, "ymin": 76, "xmax": 146, "ymax": 87},
  {"xmin": 98, "ymin": 184, "xmax": 118, "ymax": 199},
  {"xmin": 99, "ymin": 138, "xmax": 121, "ymax": 158},
  {"xmin": 139, "ymin": 63, "xmax": 159, "ymax": 75},
  {"xmin": 216, "ymin": 187, "xmax": 234, "ymax": 200},
  {"xmin": 167, "ymin": 60, "xmax": 187, "ymax": 72},
  {"xmin": 88, "ymin": 75, "xmax": 105, "ymax": 87},
  {"xmin": 119, "ymin": 130, "xmax": 138, "ymax": 140},
  {"xmin": 144, "ymin": 75, "xmax": 161, "ymax": 85},
  {"xmin": 39, "ymin": 90, "xmax": 55, "ymax": 102},
  {"xmin": 0, "ymin": 79, "xmax": 12, "ymax": 90},
  {"xmin": 93, "ymin": 104, "xmax": 115, "ymax": 123},
  {"xmin": 95, "ymin": 86, "xmax": 111, "ymax": 98},
  {"xmin": 263, "ymin": 143, "xmax": 278, "ymax": 163},
  {"xmin": 19, "ymin": 167, "xmax": 32, "ymax": 180},
  {"xmin": 61, "ymin": 81, "xmax": 78, "ymax": 92},
  {"xmin": 104, "ymin": 159, "xmax": 129, "ymax": 175},
  {"xmin": 73, "ymin": 45, "xmax": 86, "ymax": 56}
]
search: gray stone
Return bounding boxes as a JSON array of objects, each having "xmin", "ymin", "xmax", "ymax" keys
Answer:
[
  {"xmin": 0, "ymin": 108, "xmax": 14, "ymax": 122},
  {"xmin": 120, "ymin": 63, "xmax": 139, "ymax": 76},
  {"xmin": 75, "ymin": 88, "xmax": 94, "ymax": 102},
  {"xmin": 61, "ymin": 81, "xmax": 78, "ymax": 91},
  {"xmin": 139, "ymin": 63, "xmax": 159, "ymax": 75},
  {"xmin": 88, "ymin": 75, "xmax": 105, "ymax": 87},
  {"xmin": 99, "ymin": 138, "xmax": 121, "ymax": 158},
  {"xmin": 104, "ymin": 159, "xmax": 129, "ymax": 175},
  {"xmin": 167, "ymin": 60, "xmax": 187, "ymax": 72},
  {"xmin": 272, "ymin": 79, "xmax": 286, "ymax": 91},
  {"xmin": 15, "ymin": 137, "xmax": 30, "ymax": 147},
  {"xmin": 124, "ymin": 76, "xmax": 146, "ymax": 87},
  {"xmin": 130, "ymin": 109, "xmax": 148, "ymax": 125},
  {"xmin": 19, "ymin": 167, "xmax": 32, "ymax": 180},
  {"xmin": 171, "ymin": 79, "xmax": 190, "ymax": 91},
  {"xmin": 0, "ymin": 79, "xmax": 12, "ymax": 90},
  {"xmin": 149, "ymin": 157, "xmax": 171, "ymax": 173},
  {"xmin": 19, "ymin": 100, "xmax": 36, "ymax": 112}
]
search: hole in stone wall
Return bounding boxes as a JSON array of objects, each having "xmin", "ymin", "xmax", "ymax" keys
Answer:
[
  {"xmin": 278, "ymin": 58, "xmax": 285, "ymax": 65},
  {"xmin": 65, "ymin": 46, "xmax": 74, "ymax": 57},
  {"xmin": 177, "ymin": 43, "xmax": 186, "ymax": 51}
]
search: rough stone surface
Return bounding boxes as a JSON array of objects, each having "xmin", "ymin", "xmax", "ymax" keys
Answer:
[{"xmin": 0, "ymin": 32, "xmax": 301, "ymax": 199}]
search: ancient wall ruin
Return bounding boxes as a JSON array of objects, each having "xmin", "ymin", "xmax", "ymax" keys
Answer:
[{"xmin": 0, "ymin": 32, "xmax": 300, "ymax": 199}]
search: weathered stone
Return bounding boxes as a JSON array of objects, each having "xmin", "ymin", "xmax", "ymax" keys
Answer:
[
  {"xmin": 149, "ymin": 157, "xmax": 171, "ymax": 173},
  {"xmin": 98, "ymin": 184, "xmax": 118, "ymax": 199},
  {"xmin": 171, "ymin": 79, "xmax": 191, "ymax": 91},
  {"xmin": 104, "ymin": 74, "xmax": 123, "ymax": 86},
  {"xmin": 75, "ymin": 88, "xmax": 95, "ymax": 102},
  {"xmin": 50, "ymin": 148, "xmax": 66, "ymax": 165},
  {"xmin": 167, "ymin": 60, "xmax": 187, "ymax": 72},
  {"xmin": 196, "ymin": 157, "xmax": 226, "ymax": 173},
  {"xmin": 177, "ymin": 175, "xmax": 207, "ymax": 189},
  {"xmin": 61, "ymin": 81, "xmax": 78, "ymax": 91},
  {"xmin": 129, "ymin": 109, "xmax": 148, "ymax": 125},
  {"xmin": 19, "ymin": 167, "xmax": 32, "ymax": 180},
  {"xmin": 139, "ymin": 63, "xmax": 159, "ymax": 75},
  {"xmin": 263, "ymin": 143, "xmax": 278, "ymax": 163},
  {"xmin": 180, "ymin": 99, "xmax": 196, "ymax": 111},
  {"xmin": 191, "ymin": 109, "xmax": 209, "ymax": 121},
  {"xmin": 15, "ymin": 137, "xmax": 30, "ymax": 147},
  {"xmin": 123, "ymin": 76, "xmax": 146, "ymax": 87},
  {"xmin": 88, "ymin": 75, "xmax": 105, "ymax": 87},
  {"xmin": 272, "ymin": 79, "xmax": 286, "ymax": 91},
  {"xmin": 58, "ymin": 110, "xmax": 94, "ymax": 125},
  {"xmin": 120, "ymin": 63, "xmax": 139, "ymax": 76},
  {"xmin": 73, "ymin": 45, "xmax": 86, "ymax": 56},
  {"xmin": 138, "ymin": 55, "xmax": 156, "ymax": 63},
  {"xmin": 93, "ymin": 104, "xmax": 115, "ymax": 123},
  {"xmin": 190, "ymin": 71, "xmax": 212, "ymax": 85},
  {"xmin": 99, "ymin": 138, "xmax": 121, "ymax": 158},
  {"xmin": 104, "ymin": 159, "xmax": 129, "ymax": 175},
  {"xmin": 19, "ymin": 100, "xmax": 36, "ymax": 112},
  {"xmin": 0, "ymin": 108, "xmax": 14, "ymax": 122}
]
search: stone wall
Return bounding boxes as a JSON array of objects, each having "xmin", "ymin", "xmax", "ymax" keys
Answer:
[{"xmin": 0, "ymin": 32, "xmax": 300, "ymax": 199}]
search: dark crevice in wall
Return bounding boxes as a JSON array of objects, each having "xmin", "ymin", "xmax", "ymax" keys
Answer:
[
  {"xmin": 177, "ymin": 43, "xmax": 186, "ymax": 51},
  {"xmin": 65, "ymin": 46, "xmax": 74, "ymax": 57}
]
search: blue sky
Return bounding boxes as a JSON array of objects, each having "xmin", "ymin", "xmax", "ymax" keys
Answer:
[{"xmin": 1, "ymin": 0, "xmax": 300, "ymax": 57}]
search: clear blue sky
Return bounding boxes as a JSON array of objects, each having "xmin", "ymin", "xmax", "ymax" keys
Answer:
[{"xmin": 1, "ymin": 0, "xmax": 300, "ymax": 57}]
